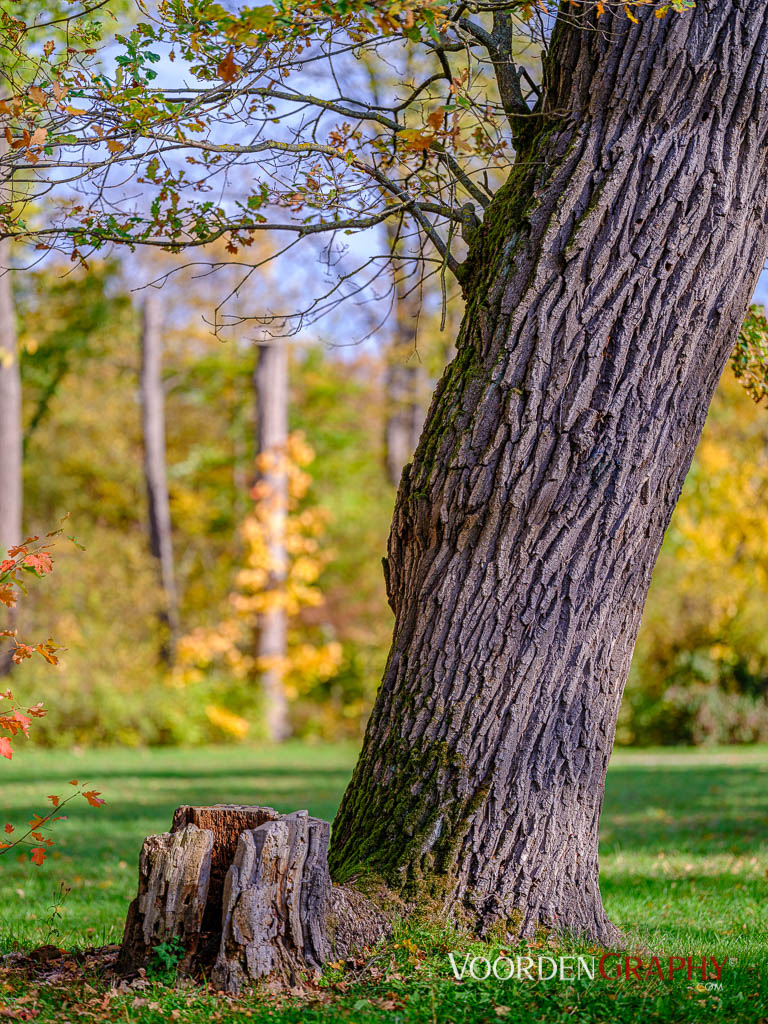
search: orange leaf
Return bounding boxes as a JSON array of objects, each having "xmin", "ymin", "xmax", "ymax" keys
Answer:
[
  {"xmin": 4, "ymin": 823, "xmax": 13, "ymax": 834},
  {"xmin": 216, "ymin": 49, "xmax": 239, "ymax": 83},
  {"xmin": 82, "ymin": 790, "xmax": 105, "ymax": 808},
  {"xmin": 0, "ymin": 737, "xmax": 12, "ymax": 760},
  {"xmin": 30, "ymin": 847, "xmax": 46, "ymax": 866},
  {"xmin": 68, "ymin": 779, "xmax": 79, "ymax": 786},
  {"xmin": 36, "ymin": 643, "xmax": 59, "ymax": 666},
  {"xmin": 107, "ymin": 139, "xmax": 125, "ymax": 154},
  {"xmin": 47, "ymin": 795, "xmax": 59, "ymax": 807}
]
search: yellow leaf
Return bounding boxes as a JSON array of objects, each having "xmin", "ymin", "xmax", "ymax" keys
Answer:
[
  {"xmin": 624, "ymin": 4, "xmax": 639, "ymax": 22},
  {"xmin": 107, "ymin": 139, "xmax": 125, "ymax": 154}
]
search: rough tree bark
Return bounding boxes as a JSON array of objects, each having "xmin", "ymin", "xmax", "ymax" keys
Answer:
[
  {"xmin": 253, "ymin": 342, "xmax": 290, "ymax": 742},
  {"xmin": 140, "ymin": 292, "xmax": 180, "ymax": 663},
  {"xmin": 0, "ymin": 237, "xmax": 21, "ymax": 677},
  {"xmin": 329, "ymin": 3, "xmax": 768, "ymax": 943}
]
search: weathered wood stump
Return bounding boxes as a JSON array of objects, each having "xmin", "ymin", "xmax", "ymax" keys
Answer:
[{"xmin": 118, "ymin": 805, "xmax": 388, "ymax": 992}]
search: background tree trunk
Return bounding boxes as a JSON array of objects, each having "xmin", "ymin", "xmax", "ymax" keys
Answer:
[
  {"xmin": 253, "ymin": 342, "xmax": 290, "ymax": 742},
  {"xmin": 383, "ymin": 259, "xmax": 429, "ymax": 488},
  {"xmin": 0, "ymin": 238, "xmax": 21, "ymax": 677},
  {"xmin": 330, "ymin": 3, "xmax": 768, "ymax": 943},
  {"xmin": 140, "ymin": 292, "xmax": 180, "ymax": 663}
]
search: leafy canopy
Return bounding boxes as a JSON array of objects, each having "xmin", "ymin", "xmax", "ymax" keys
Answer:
[{"xmin": 1, "ymin": 1, "xmax": 689, "ymax": 274}]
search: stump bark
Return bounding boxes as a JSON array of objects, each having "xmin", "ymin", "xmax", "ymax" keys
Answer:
[{"xmin": 119, "ymin": 805, "xmax": 388, "ymax": 991}]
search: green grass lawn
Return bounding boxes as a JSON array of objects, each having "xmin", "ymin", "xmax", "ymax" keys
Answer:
[{"xmin": 1, "ymin": 743, "xmax": 767, "ymax": 1022}]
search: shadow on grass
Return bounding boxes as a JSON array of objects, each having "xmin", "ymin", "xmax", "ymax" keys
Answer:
[{"xmin": 601, "ymin": 764, "xmax": 768, "ymax": 856}]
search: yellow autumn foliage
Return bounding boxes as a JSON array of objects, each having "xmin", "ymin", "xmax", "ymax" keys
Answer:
[
  {"xmin": 175, "ymin": 431, "xmax": 342, "ymax": 714},
  {"xmin": 205, "ymin": 704, "xmax": 251, "ymax": 739}
]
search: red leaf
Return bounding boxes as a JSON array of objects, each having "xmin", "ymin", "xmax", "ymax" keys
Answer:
[
  {"xmin": 23, "ymin": 552, "xmax": 52, "ymax": 575},
  {"xmin": 30, "ymin": 847, "xmax": 46, "ymax": 866},
  {"xmin": 82, "ymin": 790, "xmax": 105, "ymax": 807},
  {"xmin": 47, "ymin": 795, "xmax": 59, "ymax": 807},
  {"xmin": 4, "ymin": 823, "xmax": 13, "ymax": 833},
  {"xmin": 68, "ymin": 779, "xmax": 79, "ymax": 786},
  {"xmin": 0, "ymin": 737, "xmax": 12, "ymax": 760},
  {"xmin": 12, "ymin": 709, "xmax": 30, "ymax": 736}
]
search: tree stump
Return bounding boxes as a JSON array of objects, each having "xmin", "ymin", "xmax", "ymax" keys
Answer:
[{"xmin": 118, "ymin": 805, "xmax": 388, "ymax": 992}]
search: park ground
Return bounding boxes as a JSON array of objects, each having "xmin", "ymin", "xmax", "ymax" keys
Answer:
[{"xmin": 0, "ymin": 743, "xmax": 766, "ymax": 1023}]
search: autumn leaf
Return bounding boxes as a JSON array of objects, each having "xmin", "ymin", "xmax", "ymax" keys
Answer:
[
  {"xmin": 82, "ymin": 790, "xmax": 105, "ymax": 807},
  {"xmin": 68, "ymin": 779, "xmax": 79, "ymax": 786},
  {"xmin": 0, "ymin": 737, "xmax": 12, "ymax": 760},
  {"xmin": 400, "ymin": 129, "xmax": 434, "ymax": 153},
  {"xmin": 24, "ymin": 551, "xmax": 52, "ymax": 575},
  {"xmin": 11, "ymin": 644, "xmax": 34, "ymax": 664},
  {"xmin": 29, "ymin": 86, "xmax": 47, "ymax": 105},
  {"xmin": 4, "ymin": 823, "xmax": 13, "ymax": 834},
  {"xmin": 30, "ymin": 847, "xmax": 46, "ymax": 866},
  {"xmin": 107, "ymin": 139, "xmax": 125, "ymax": 154},
  {"xmin": 36, "ymin": 643, "xmax": 59, "ymax": 666},
  {"xmin": 216, "ymin": 49, "xmax": 239, "ymax": 83},
  {"xmin": 47, "ymin": 795, "xmax": 59, "ymax": 807},
  {"xmin": 12, "ymin": 710, "xmax": 30, "ymax": 736},
  {"xmin": 0, "ymin": 586, "xmax": 17, "ymax": 608}
]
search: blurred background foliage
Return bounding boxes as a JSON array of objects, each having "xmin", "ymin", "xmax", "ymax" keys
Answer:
[{"xmin": 10, "ymin": 255, "xmax": 768, "ymax": 748}]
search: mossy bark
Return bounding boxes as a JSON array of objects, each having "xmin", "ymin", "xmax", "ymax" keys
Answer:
[{"xmin": 329, "ymin": 2, "xmax": 768, "ymax": 942}]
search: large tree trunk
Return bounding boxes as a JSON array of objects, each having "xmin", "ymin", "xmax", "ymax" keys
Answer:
[
  {"xmin": 140, "ymin": 292, "xmax": 180, "ymax": 663},
  {"xmin": 253, "ymin": 342, "xmax": 290, "ymax": 741},
  {"xmin": 329, "ymin": 4, "xmax": 768, "ymax": 943},
  {"xmin": 0, "ymin": 238, "xmax": 22, "ymax": 677}
]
